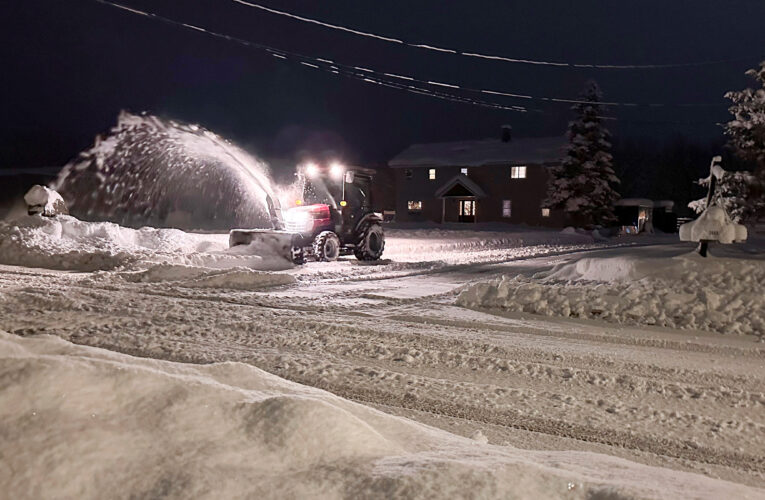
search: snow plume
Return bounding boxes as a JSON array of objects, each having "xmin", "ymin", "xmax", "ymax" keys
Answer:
[{"xmin": 54, "ymin": 111, "xmax": 279, "ymax": 231}]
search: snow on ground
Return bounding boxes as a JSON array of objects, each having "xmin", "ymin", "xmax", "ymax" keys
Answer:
[
  {"xmin": 2, "ymin": 215, "xmax": 765, "ymax": 496},
  {"xmin": 458, "ymin": 243, "xmax": 765, "ymax": 337},
  {"xmin": 0, "ymin": 215, "xmax": 292, "ymax": 272},
  {"xmin": 2, "ymin": 331, "xmax": 762, "ymax": 500}
]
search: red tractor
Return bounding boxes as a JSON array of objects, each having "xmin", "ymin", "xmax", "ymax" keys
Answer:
[{"xmin": 229, "ymin": 163, "xmax": 385, "ymax": 263}]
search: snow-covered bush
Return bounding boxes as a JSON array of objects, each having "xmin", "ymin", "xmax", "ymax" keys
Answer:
[
  {"xmin": 688, "ymin": 169, "xmax": 754, "ymax": 222},
  {"xmin": 545, "ymin": 81, "xmax": 620, "ymax": 228},
  {"xmin": 23, "ymin": 185, "xmax": 68, "ymax": 217}
]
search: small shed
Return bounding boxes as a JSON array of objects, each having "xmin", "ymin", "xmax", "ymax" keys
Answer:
[{"xmin": 615, "ymin": 199, "xmax": 654, "ymax": 233}]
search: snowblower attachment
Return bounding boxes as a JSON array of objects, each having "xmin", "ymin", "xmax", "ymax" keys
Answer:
[
  {"xmin": 228, "ymin": 193, "xmax": 304, "ymax": 263},
  {"xmin": 228, "ymin": 229, "xmax": 303, "ymax": 262}
]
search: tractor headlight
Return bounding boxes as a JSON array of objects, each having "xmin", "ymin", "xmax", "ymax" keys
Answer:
[
  {"xmin": 304, "ymin": 162, "xmax": 319, "ymax": 178},
  {"xmin": 329, "ymin": 162, "xmax": 344, "ymax": 180},
  {"xmin": 284, "ymin": 207, "xmax": 313, "ymax": 232}
]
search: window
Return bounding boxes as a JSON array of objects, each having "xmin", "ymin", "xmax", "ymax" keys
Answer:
[
  {"xmin": 502, "ymin": 200, "xmax": 512, "ymax": 218},
  {"xmin": 541, "ymin": 208, "xmax": 550, "ymax": 217},
  {"xmin": 511, "ymin": 166, "xmax": 527, "ymax": 179},
  {"xmin": 428, "ymin": 168, "xmax": 436, "ymax": 180},
  {"xmin": 404, "ymin": 169, "xmax": 413, "ymax": 179},
  {"xmin": 461, "ymin": 168, "xmax": 468, "ymax": 175},
  {"xmin": 407, "ymin": 200, "xmax": 422, "ymax": 212}
]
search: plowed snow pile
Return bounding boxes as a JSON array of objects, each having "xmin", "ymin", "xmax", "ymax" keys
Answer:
[
  {"xmin": 458, "ymin": 250, "xmax": 765, "ymax": 336},
  {"xmin": 1, "ymin": 331, "xmax": 761, "ymax": 500},
  {"xmin": 0, "ymin": 215, "xmax": 292, "ymax": 273}
]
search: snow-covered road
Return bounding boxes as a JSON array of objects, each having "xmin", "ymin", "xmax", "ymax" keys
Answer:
[{"xmin": 1, "ymin": 229, "xmax": 763, "ymax": 494}]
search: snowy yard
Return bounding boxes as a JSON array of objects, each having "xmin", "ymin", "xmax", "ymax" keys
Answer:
[{"xmin": 1, "ymin": 216, "xmax": 764, "ymax": 499}]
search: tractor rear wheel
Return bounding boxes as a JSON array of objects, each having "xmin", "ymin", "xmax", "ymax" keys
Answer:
[
  {"xmin": 313, "ymin": 231, "xmax": 341, "ymax": 262},
  {"xmin": 354, "ymin": 222, "xmax": 385, "ymax": 261}
]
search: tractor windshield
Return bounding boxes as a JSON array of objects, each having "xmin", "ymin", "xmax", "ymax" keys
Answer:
[{"xmin": 302, "ymin": 176, "xmax": 341, "ymax": 209}]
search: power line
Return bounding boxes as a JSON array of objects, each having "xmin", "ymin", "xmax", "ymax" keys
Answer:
[
  {"xmin": 92, "ymin": 0, "xmax": 728, "ymax": 110},
  {"xmin": 91, "ymin": 0, "xmax": 525, "ymax": 113},
  {"xmin": 232, "ymin": 0, "xmax": 763, "ymax": 70},
  {"xmin": 90, "ymin": 0, "xmax": 728, "ymax": 128}
]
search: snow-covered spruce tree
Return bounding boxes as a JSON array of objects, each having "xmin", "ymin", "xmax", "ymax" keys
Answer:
[
  {"xmin": 545, "ymin": 81, "xmax": 620, "ymax": 227},
  {"xmin": 725, "ymin": 61, "xmax": 765, "ymax": 220},
  {"xmin": 688, "ymin": 169, "xmax": 754, "ymax": 223}
]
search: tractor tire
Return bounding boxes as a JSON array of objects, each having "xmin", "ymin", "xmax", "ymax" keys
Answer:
[
  {"xmin": 313, "ymin": 231, "xmax": 341, "ymax": 262},
  {"xmin": 354, "ymin": 222, "xmax": 385, "ymax": 261}
]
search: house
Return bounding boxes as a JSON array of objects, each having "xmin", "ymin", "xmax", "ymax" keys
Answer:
[{"xmin": 388, "ymin": 127, "xmax": 567, "ymax": 226}]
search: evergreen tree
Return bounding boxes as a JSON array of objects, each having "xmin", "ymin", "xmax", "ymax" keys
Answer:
[
  {"xmin": 725, "ymin": 61, "xmax": 765, "ymax": 220},
  {"xmin": 545, "ymin": 81, "xmax": 620, "ymax": 227}
]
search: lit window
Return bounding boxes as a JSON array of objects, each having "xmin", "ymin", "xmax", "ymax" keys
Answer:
[
  {"xmin": 502, "ymin": 200, "xmax": 512, "ymax": 218},
  {"xmin": 428, "ymin": 168, "xmax": 436, "ymax": 180},
  {"xmin": 541, "ymin": 208, "xmax": 550, "ymax": 217},
  {"xmin": 461, "ymin": 168, "xmax": 468, "ymax": 175},
  {"xmin": 404, "ymin": 169, "xmax": 413, "ymax": 179},
  {"xmin": 407, "ymin": 200, "xmax": 422, "ymax": 212},
  {"xmin": 511, "ymin": 166, "xmax": 527, "ymax": 179}
]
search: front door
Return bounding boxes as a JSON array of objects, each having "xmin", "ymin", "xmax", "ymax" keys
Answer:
[{"xmin": 458, "ymin": 199, "xmax": 475, "ymax": 223}]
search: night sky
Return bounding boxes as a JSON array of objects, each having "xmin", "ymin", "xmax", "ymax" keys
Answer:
[{"xmin": 2, "ymin": 0, "xmax": 764, "ymax": 171}]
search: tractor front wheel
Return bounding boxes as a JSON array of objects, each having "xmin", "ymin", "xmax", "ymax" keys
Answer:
[
  {"xmin": 313, "ymin": 231, "xmax": 341, "ymax": 262},
  {"xmin": 354, "ymin": 223, "xmax": 385, "ymax": 261}
]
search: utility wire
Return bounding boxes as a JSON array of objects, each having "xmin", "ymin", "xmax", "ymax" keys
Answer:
[
  {"xmin": 91, "ymin": 0, "xmax": 728, "ymax": 127},
  {"xmin": 92, "ymin": 0, "xmax": 525, "ymax": 113},
  {"xmin": 232, "ymin": 0, "xmax": 763, "ymax": 70},
  {"xmin": 93, "ymin": 0, "xmax": 727, "ymax": 110}
]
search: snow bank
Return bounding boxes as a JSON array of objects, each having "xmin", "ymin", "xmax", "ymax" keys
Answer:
[
  {"xmin": 458, "ymin": 251, "xmax": 765, "ymax": 336},
  {"xmin": 0, "ymin": 215, "xmax": 292, "ymax": 272},
  {"xmin": 120, "ymin": 264, "xmax": 295, "ymax": 289},
  {"xmin": 1, "ymin": 331, "xmax": 760, "ymax": 499}
]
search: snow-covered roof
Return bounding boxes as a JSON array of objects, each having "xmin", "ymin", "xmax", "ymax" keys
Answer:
[
  {"xmin": 615, "ymin": 198, "xmax": 654, "ymax": 207},
  {"xmin": 389, "ymin": 136, "xmax": 566, "ymax": 168},
  {"xmin": 434, "ymin": 174, "xmax": 487, "ymax": 198},
  {"xmin": 653, "ymin": 200, "xmax": 674, "ymax": 209}
]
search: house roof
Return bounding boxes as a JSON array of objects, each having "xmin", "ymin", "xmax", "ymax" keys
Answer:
[
  {"xmin": 434, "ymin": 174, "xmax": 487, "ymax": 198},
  {"xmin": 389, "ymin": 136, "xmax": 566, "ymax": 168}
]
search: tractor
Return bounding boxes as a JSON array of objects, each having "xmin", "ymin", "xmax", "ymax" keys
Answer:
[{"xmin": 229, "ymin": 163, "xmax": 385, "ymax": 263}]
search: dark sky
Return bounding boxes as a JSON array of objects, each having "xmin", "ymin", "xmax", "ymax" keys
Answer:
[{"xmin": 2, "ymin": 0, "xmax": 764, "ymax": 170}]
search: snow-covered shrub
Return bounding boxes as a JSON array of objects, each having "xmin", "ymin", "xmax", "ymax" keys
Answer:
[{"xmin": 688, "ymin": 170, "xmax": 754, "ymax": 223}]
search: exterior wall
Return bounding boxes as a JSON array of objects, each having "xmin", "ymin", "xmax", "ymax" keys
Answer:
[{"xmin": 392, "ymin": 165, "xmax": 565, "ymax": 226}]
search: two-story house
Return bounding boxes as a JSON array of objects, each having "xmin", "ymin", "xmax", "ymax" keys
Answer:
[{"xmin": 388, "ymin": 127, "xmax": 566, "ymax": 226}]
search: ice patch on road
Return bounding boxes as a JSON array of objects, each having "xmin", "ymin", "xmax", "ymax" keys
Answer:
[
  {"xmin": 1, "ymin": 331, "xmax": 760, "ymax": 500},
  {"xmin": 0, "ymin": 215, "xmax": 292, "ymax": 272},
  {"xmin": 458, "ymin": 250, "xmax": 765, "ymax": 336}
]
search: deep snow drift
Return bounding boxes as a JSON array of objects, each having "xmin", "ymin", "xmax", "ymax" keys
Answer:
[
  {"xmin": 458, "ymin": 247, "xmax": 765, "ymax": 337},
  {"xmin": 0, "ymin": 214, "xmax": 293, "ymax": 273},
  {"xmin": 54, "ymin": 111, "xmax": 279, "ymax": 230},
  {"xmin": 2, "ymin": 331, "xmax": 761, "ymax": 500}
]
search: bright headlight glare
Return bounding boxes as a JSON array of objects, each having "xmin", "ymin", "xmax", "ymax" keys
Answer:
[
  {"xmin": 304, "ymin": 163, "xmax": 319, "ymax": 178},
  {"xmin": 330, "ymin": 162, "xmax": 344, "ymax": 180}
]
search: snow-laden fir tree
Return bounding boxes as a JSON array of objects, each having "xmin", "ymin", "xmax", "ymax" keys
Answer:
[
  {"xmin": 545, "ymin": 81, "xmax": 620, "ymax": 227},
  {"xmin": 688, "ymin": 169, "xmax": 754, "ymax": 223},
  {"xmin": 724, "ymin": 61, "xmax": 765, "ymax": 221}
]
